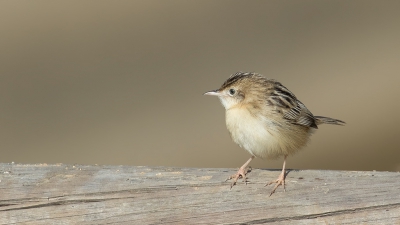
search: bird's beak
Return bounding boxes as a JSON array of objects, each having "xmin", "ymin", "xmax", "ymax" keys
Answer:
[{"xmin": 203, "ymin": 90, "xmax": 221, "ymax": 96}]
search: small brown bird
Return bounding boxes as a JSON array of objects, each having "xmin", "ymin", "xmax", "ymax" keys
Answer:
[{"xmin": 204, "ymin": 72, "xmax": 345, "ymax": 196}]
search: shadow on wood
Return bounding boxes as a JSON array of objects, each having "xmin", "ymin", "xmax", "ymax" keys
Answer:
[{"xmin": 0, "ymin": 163, "xmax": 399, "ymax": 224}]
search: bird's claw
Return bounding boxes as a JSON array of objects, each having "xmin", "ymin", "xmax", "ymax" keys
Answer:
[
  {"xmin": 226, "ymin": 166, "xmax": 251, "ymax": 188},
  {"xmin": 265, "ymin": 172, "xmax": 286, "ymax": 196}
]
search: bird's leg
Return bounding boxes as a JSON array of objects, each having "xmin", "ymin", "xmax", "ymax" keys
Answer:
[
  {"xmin": 266, "ymin": 155, "xmax": 287, "ymax": 196},
  {"xmin": 226, "ymin": 156, "xmax": 254, "ymax": 188}
]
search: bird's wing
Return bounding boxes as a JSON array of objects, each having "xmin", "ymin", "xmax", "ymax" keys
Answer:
[{"xmin": 268, "ymin": 81, "xmax": 318, "ymax": 129}]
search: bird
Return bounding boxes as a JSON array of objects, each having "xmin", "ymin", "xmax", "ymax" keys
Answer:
[{"xmin": 204, "ymin": 72, "xmax": 345, "ymax": 196}]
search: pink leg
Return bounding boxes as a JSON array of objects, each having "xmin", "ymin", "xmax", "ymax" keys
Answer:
[
  {"xmin": 226, "ymin": 156, "xmax": 255, "ymax": 188},
  {"xmin": 266, "ymin": 155, "xmax": 287, "ymax": 196}
]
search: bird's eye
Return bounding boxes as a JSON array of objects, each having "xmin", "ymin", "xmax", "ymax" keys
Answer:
[{"xmin": 229, "ymin": 89, "xmax": 236, "ymax": 96}]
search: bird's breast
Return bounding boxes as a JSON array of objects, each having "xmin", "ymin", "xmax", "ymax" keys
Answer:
[{"xmin": 225, "ymin": 107, "xmax": 281, "ymax": 159}]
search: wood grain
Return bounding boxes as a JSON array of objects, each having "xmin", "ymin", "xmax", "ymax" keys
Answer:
[{"xmin": 0, "ymin": 163, "xmax": 399, "ymax": 224}]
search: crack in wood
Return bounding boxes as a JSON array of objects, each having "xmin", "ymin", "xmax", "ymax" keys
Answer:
[
  {"xmin": 229, "ymin": 203, "xmax": 400, "ymax": 224},
  {"xmin": 0, "ymin": 197, "xmax": 136, "ymax": 212},
  {"xmin": 0, "ymin": 182, "xmax": 222, "ymax": 212}
]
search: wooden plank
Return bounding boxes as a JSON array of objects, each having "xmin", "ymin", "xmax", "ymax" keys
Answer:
[{"xmin": 0, "ymin": 163, "xmax": 399, "ymax": 224}]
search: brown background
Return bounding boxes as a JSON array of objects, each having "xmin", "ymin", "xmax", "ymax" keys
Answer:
[{"xmin": 1, "ymin": 1, "xmax": 399, "ymax": 171}]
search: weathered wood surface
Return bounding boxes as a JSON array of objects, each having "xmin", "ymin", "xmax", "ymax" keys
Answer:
[{"xmin": 0, "ymin": 163, "xmax": 399, "ymax": 224}]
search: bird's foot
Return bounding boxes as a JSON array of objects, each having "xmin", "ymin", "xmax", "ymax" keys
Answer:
[
  {"xmin": 226, "ymin": 166, "xmax": 251, "ymax": 189},
  {"xmin": 265, "ymin": 171, "xmax": 286, "ymax": 196}
]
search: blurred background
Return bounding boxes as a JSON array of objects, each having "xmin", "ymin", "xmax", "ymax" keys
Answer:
[{"xmin": 1, "ymin": 0, "xmax": 399, "ymax": 171}]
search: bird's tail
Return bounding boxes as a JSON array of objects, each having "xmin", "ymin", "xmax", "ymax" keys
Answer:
[{"xmin": 315, "ymin": 116, "xmax": 345, "ymax": 126}]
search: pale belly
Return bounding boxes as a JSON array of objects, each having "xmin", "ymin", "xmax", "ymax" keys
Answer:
[{"xmin": 226, "ymin": 108, "xmax": 311, "ymax": 159}]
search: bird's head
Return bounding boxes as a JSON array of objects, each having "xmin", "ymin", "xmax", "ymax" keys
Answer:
[{"xmin": 204, "ymin": 72, "xmax": 269, "ymax": 110}]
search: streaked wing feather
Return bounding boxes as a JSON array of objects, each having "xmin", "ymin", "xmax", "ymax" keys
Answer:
[{"xmin": 270, "ymin": 82, "xmax": 318, "ymax": 129}]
